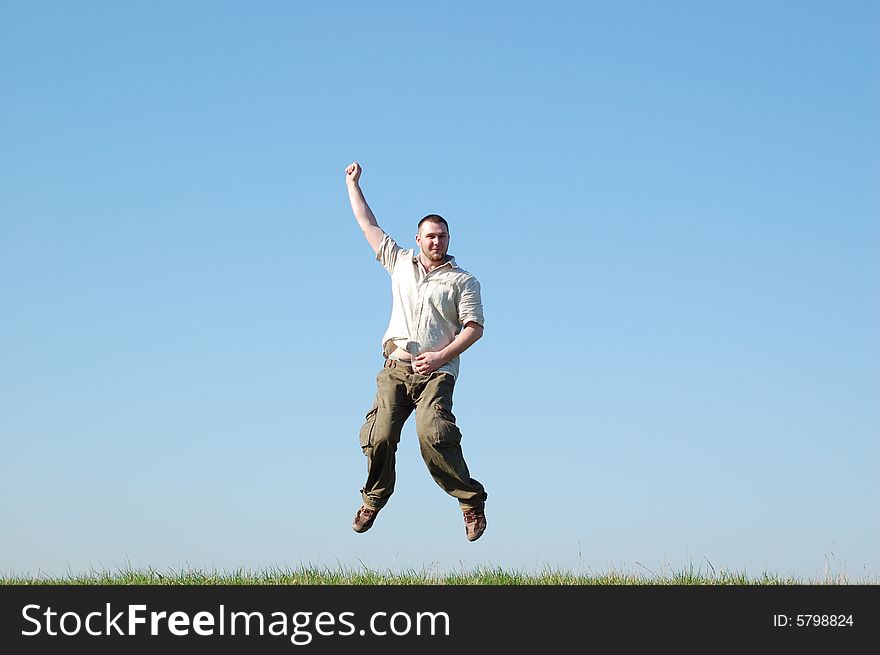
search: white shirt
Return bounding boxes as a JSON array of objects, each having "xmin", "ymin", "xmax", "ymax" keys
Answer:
[{"xmin": 376, "ymin": 233, "xmax": 484, "ymax": 379}]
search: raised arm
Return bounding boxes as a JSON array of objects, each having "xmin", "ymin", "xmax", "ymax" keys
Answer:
[{"xmin": 345, "ymin": 162, "xmax": 385, "ymax": 255}]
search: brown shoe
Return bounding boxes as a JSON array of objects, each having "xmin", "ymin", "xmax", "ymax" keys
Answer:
[
  {"xmin": 352, "ymin": 505, "xmax": 380, "ymax": 533},
  {"xmin": 462, "ymin": 504, "xmax": 487, "ymax": 542}
]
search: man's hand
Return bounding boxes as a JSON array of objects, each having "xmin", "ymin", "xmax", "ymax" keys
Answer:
[
  {"xmin": 413, "ymin": 350, "xmax": 446, "ymax": 374},
  {"xmin": 345, "ymin": 161, "xmax": 362, "ymax": 185},
  {"xmin": 413, "ymin": 323, "xmax": 483, "ymax": 374}
]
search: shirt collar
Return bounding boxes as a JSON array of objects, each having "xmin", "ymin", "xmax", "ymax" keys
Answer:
[{"xmin": 412, "ymin": 252, "xmax": 458, "ymax": 270}]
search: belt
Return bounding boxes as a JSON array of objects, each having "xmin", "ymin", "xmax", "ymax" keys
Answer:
[{"xmin": 384, "ymin": 358, "xmax": 415, "ymax": 374}]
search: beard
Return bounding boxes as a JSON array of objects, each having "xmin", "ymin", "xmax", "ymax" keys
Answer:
[{"xmin": 423, "ymin": 248, "xmax": 447, "ymax": 262}]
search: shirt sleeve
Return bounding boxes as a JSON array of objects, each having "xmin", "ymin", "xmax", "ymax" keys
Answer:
[
  {"xmin": 458, "ymin": 276, "xmax": 485, "ymax": 328},
  {"xmin": 375, "ymin": 233, "xmax": 403, "ymax": 275}
]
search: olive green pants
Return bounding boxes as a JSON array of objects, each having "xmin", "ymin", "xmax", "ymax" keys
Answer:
[{"xmin": 358, "ymin": 359, "xmax": 487, "ymax": 511}]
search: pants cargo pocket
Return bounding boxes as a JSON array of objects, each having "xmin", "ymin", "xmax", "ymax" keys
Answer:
[
  {"xmin": 359, "ymin": 406, "xmax": 378, "ymax": 450},
  {"xmin": 433, "ymin": 404, "xmax": 462, "ymax": 446}
]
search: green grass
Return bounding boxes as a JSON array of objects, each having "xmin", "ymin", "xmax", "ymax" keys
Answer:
[{"xmin": 1, "ymin": 564, "xmax": 870, "ymax": 585}]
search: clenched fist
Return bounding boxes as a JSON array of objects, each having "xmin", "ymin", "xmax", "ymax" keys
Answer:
[{"xmin": 345, "ymin": 162, "xmax": 362, "ymax": 185}]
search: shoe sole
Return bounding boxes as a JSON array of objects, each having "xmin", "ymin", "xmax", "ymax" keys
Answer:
[
  {"xmin": 465, "ymin": 519, "xmax": 487, "ymax": 541},
  {"xmin": 353, "ymin": 509, "xmax": 379, "ymax": 533}
]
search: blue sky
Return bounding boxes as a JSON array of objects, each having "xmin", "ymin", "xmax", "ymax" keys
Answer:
[{"xmin": 2, "ymin": 1, "xmax": 877, "ymax": 580}]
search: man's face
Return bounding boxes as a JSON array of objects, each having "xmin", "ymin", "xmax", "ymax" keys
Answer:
[{"xmin": 416, "ymin": 221, "xmax": 450, "ymax": 262}]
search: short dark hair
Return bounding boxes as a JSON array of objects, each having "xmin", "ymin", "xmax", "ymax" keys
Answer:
[{"xmin": 418, "ymin": 214, "xmax": 449, "ymax": 233}]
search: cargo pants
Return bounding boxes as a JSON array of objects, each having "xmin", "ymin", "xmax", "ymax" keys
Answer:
[{"xmin": 358, "ymin": 358, "xmax": 487, "ymax": 511}]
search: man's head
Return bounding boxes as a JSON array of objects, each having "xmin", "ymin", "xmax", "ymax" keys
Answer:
[{"xmin": 416, "ymin": 214, "xmax": 450, "ymax": 263}]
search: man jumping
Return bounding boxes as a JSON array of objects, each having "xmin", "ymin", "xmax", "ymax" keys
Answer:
[{"xmin": 344, "ymin": 161, "xmax": 488, "ymax": 542}]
